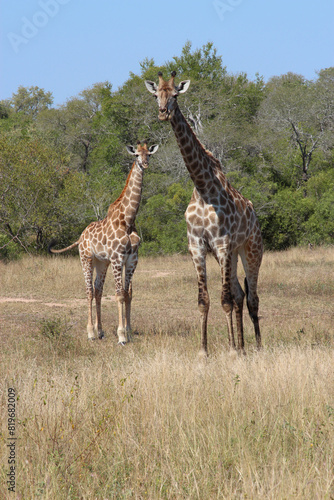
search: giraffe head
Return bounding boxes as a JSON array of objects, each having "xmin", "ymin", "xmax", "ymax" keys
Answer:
[
  {"xmin": 126, "ymin": 141, "xmax": 159, "ymax": 169},
  {"xmin": 145, "ymin": 71, "xmax": 190, "ymax": 121}
]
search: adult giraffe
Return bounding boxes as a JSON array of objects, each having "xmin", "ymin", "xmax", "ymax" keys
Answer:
[
  {"xmin": 49, "ymin": 141, "xmax": 158, "ymax": 344},
  {"xmin": 146, "ymin": 72, "xmax": 263, "ymax": 355}
]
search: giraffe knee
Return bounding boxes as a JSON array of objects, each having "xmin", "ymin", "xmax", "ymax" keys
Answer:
[
  {"xmin": 198, "ymin": 301, "xmax": 209, "ymax": 314},
  {"xmin": 124, "ymin": 290, "xmax": 131, "ymax": 305},
  {"xmin": 233, "ymin": 288, "xmax": 245, "ymax": 311},
  {"xmin": 244, "ymin": 278, "xmax": 259, "ymax": 313},
  {"xmin": 221, "ymin": 287, "xmax": 233, "ymax": 314},
  {"xmin": 222, "ymin": 300, "xmax": 233, "ymax": 315},
  {"xmin": 116, "ymin": 291, "xmax": 125, "ymax": 304},
  {"xmin": 116, "ymin": 290, "xmax": 132, "ymax": 304},
  {"xmin": 245, "ymin": 291, "xmax": 259, "ymax": 318},
  {"xmin": 198, "ymin": 288, "xmax": 210, "ymax": 313},
  {"xmin": 246, "ymin": 297, "xmax": 259, "ymax": 325}
]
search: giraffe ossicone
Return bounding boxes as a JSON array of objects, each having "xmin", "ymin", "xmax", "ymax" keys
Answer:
[
  {"xmin": 49, "ymin": 141, "xmax": 158, "ymax": 343},
  {"xmin": 146, "ymin": 72, "xmax": 263, "ymax": 356}
]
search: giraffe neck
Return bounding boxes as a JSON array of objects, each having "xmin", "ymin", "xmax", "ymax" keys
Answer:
[
  {"xmin": 108, "ymin": 162, "xmax": 144, "ymax": 226},
  {"xmin": 171, "ymin": 106, "xmax": 220, "ymax": 194}
]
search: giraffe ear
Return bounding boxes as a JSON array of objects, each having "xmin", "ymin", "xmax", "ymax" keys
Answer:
[
  {"xmin": 176, "ymin": 80, "xmax": 190, "ymax": 94},
  {"xmin": 145, "ymin": 80, "xmax": 158, "ymax": 94},
  {"xmin": 148, "ymin": 144, "xmax": 159, "ymax": 155},
  {"xmin": 126, "ymin": 145, "xmax": 136, "ymax": 155}
]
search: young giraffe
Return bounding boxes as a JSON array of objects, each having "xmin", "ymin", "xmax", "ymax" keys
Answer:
[
  {"xmin": 146, "ymin": 72, "xmax": 263, "ymax": 356},
  {"xmin": 49, "ymin": 141, "xmax": 158, "ymax": 344}
]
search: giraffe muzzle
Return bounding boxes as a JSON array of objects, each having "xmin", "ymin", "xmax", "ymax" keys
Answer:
[{"xmin": 159, "ymin": 108, "xmax": 170, "ymax": 121}]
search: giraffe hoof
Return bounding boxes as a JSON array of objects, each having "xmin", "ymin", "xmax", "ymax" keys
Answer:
[
  {"xmin": 98, "ymin": 333, "xmax": 105, "ymax": 340},
  {"xmin": 118, "ymin": 341, "xmax": 126, "ymax": 347},
  {"xmin": 88, "ymin": 337, "xmax": 96, "ymax": 341},
  {"xmin": 198, "ymin": 348, "xmax": 208, "ymax": 359}
]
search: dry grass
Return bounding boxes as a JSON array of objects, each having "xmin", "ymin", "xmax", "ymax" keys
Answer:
[{"xmin": 0, "ymin": 247, "xmax": 333, "ymax": 499}]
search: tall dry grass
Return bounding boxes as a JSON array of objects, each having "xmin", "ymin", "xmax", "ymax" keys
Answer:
[{"xmin": 0, "ymin": 247, "xmax": 333, "ymax": 499}]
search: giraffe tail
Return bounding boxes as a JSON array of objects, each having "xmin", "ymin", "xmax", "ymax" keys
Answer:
[{"xmin": 48, "ymin": 239, "xmax": 80, "ymax": 254}]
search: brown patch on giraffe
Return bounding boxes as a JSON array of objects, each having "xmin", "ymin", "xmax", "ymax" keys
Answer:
[
  {"xmin": 208, "ymin": 211, "xmax": 217, "ymax": 223},
  {"xmin": 184, "ymin": 144, "xmax": 192, "ymax": 155}
]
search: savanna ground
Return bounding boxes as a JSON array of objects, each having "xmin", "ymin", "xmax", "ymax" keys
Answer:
[{"xmin": 0, "ymin": 246, "xmax": 334, "ymax": 499}]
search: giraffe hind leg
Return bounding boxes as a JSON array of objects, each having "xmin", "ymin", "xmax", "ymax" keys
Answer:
[
  {"xmin": 244, "ymin": 277, "xmax": 261, "ymax": 349},
  {"xmin": 123, "ymin": 251, "xmax": 139, "ymax": 341},
  {"xmin": 111, "ymin": 257, "xmax": 128, "ymax": 344},
  {"xmin": 94, "ymin": 259, "xmax": 110, "ymax": 339},
  {"xmin": 239, "ymin": 242, "xmax": 262, "ymax": 350},
  {"xmin": 230, "ymin": 253, "xmax": 246, "ymax": 354},
  {"xmin": 80, "ymin": 255, "xmax": 95, "ymax": 340},
  {"xmin": 232, "ymin": 279, "xmax": 246, "ymax": 354},
  {"xmin": 122, "ymin": 232, "xmax": 140, "ymax": 341}
]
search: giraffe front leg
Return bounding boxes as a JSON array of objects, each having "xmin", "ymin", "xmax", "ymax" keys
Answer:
[
  {"xmin": 222, "ymin": 284, "xmax": 235, "ymax": 351},
  {"xmin": 189, "ymin": 243, "xmax": 210, "ymax": 357},
  {"xmin": 123, "ymin": 235, "xmax": 140, "ymax": 340},
  {"xmin": 217, "ymin": 246, "xmax": 237, "ymax": 351},
  {"xmin": 116, "ymin": 296, "xmax": 127, "ymax": 344},
  {"xmin": 111, "ymin": 258, "xmax": 128, "ymax": 344},
  {"xmin": 87, "ymin": 291, "xmax": 95, "ymax": 340},
  {"xmin": 125, "ymin": 283, "xmax": 132, "ymax": 338}
]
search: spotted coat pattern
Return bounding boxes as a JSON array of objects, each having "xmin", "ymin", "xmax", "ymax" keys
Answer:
[
  {"xmin": 146, "ymin": 73, "xmax": 263, "ymax": 355},
  {"xmin": 50, "ymin": 142, "xmax": 158, "ymax": 343}
]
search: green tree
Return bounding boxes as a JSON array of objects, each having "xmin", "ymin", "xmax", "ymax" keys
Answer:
[
  {"xmin": 302, "ymin": 169, "xmax": 334, "ymax": 245},
  {"xmin": 10, "ymin": 86, "xmax": 53, "ymax": 117},
  {"xmin": 167, "ymin": 41, "xmax": 226, "ymax": 83},
  {"xmin": 138, "ymin": 182, "xmax": 192, "ymax": 254},
  {"xmin": 1, "ymin": 45, "xmax": 333, "ymax": 258},
  {"xmin": 258, "ymin": 71, "xmax": 334, "ymax": 192},
  {"xmin": 36, "ymin": 82, "xmax": 112, "ymax": 172},
  {"xmin": 0, "ymin": 134, "xmax": 70, "ymax": 254}
]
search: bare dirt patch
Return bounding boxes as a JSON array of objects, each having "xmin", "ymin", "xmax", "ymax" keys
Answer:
[{"xmin": 0, "ymin": 295, "xmax": 116, "ymax": 308}]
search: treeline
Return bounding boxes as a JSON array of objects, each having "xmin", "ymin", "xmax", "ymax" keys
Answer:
[{"xmin": 1, "ymin": 42, "xmax": 333, "ymax": 259}]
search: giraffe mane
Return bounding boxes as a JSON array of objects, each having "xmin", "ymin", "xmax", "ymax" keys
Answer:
[
  {"xmin": 179, "ymin": 108, "xmax": 222, "ymax": 171},
  {"xmin": 107, "ymin": 163, "xmax": 137, "ymax": 216}
]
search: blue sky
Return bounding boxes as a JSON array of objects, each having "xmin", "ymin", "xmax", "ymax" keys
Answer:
[{"xmin": 1, "ymin": 0, "xmax": 333, "ymax": 106}]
